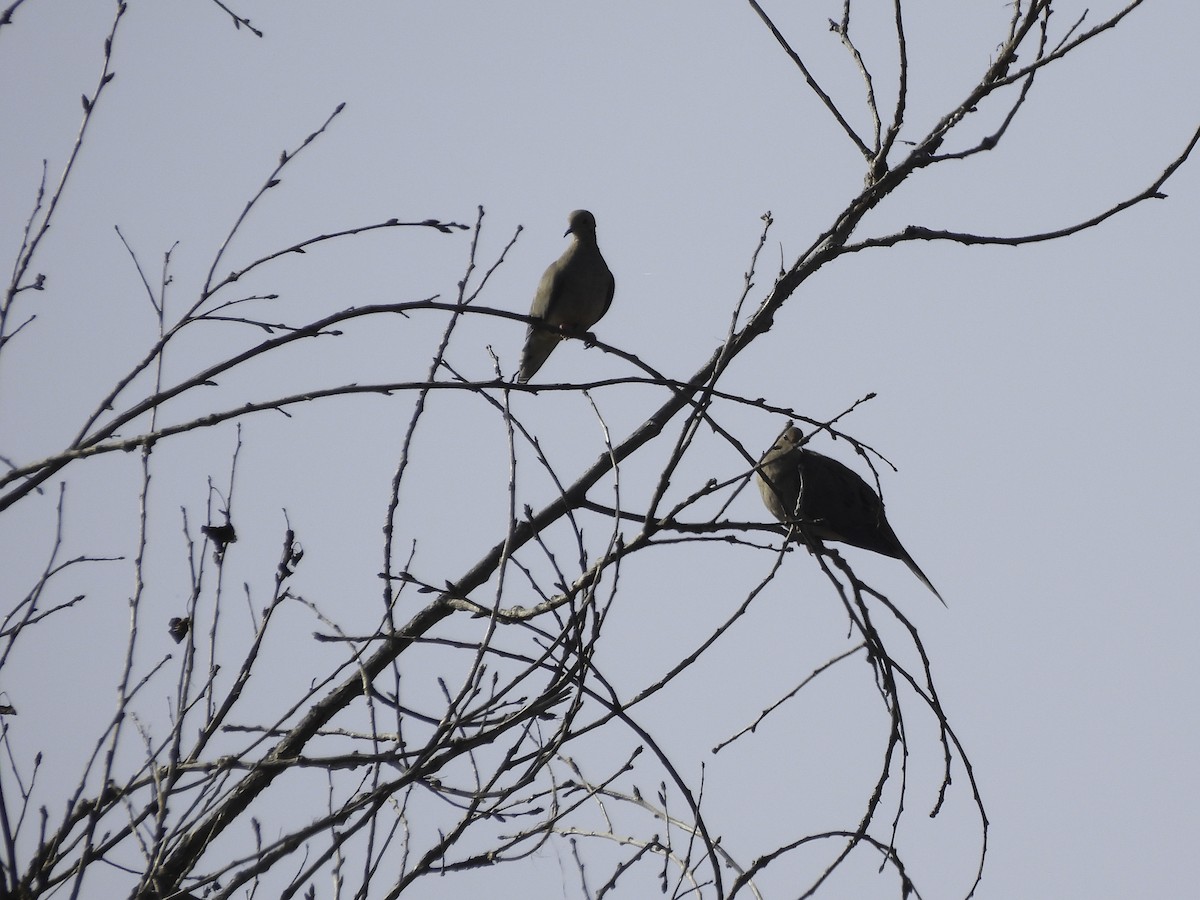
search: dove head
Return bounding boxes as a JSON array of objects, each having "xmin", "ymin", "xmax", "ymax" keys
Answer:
[
  {"xmin": 776, "ymin": 426, "xmax": 803, "ymax": 450},
  {"xmin": 565, "ymin": 209, "xmax": 598, "ymax": 238}
]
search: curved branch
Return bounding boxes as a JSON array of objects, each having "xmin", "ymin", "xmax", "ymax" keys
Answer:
[{"xmin": 844, "ymin": 121, "xmax": 1200, "ymax": 253}]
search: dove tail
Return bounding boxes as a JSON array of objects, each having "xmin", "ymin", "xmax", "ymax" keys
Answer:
[
  {"xmin": 902, "ymin": 553, "xmax": 946, "ymax": 606},
  {"xmin": 518, "ymin": 329, "xmax": 561, "ymax": 382}
]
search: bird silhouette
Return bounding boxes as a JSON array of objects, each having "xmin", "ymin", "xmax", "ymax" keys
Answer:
[
  {"xmin": 518, "ymin": 209, "xmax": 615, "ymax": 382},
  {"xmin": 757, "ymin": 426, "xmax": 943, "ymax": 603}
]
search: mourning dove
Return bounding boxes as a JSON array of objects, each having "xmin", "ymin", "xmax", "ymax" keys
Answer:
[
  {"xmin": 757, "ymin": 426, "xmax": 943, "ymax": 602},
  {"xmin": 517, "ymin": 209, "xmax": 615, "ymax": 382}
]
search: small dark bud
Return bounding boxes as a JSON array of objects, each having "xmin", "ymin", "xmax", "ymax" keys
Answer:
[{"xmin": 168, "ymin": 617, "xmax": 190, "ymax": 643}]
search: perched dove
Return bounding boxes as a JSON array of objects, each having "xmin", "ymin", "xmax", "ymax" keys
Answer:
[
  {"xmin": 757, "ymin": 426, "xmax": 943, "ymax": 602},
  {"xmin": 517, "ymin": 209, "xmax": 615, "ymax": 382}
]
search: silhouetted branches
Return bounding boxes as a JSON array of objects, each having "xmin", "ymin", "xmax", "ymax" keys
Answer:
[{"xmin": 0, "ymin": 3, "xmax": 1192, "ymax": 899}]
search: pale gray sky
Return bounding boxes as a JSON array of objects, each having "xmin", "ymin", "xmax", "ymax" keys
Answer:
[{"xmin": 1, "ymin": 2, "xmax": 1197, "ymax": 898}]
